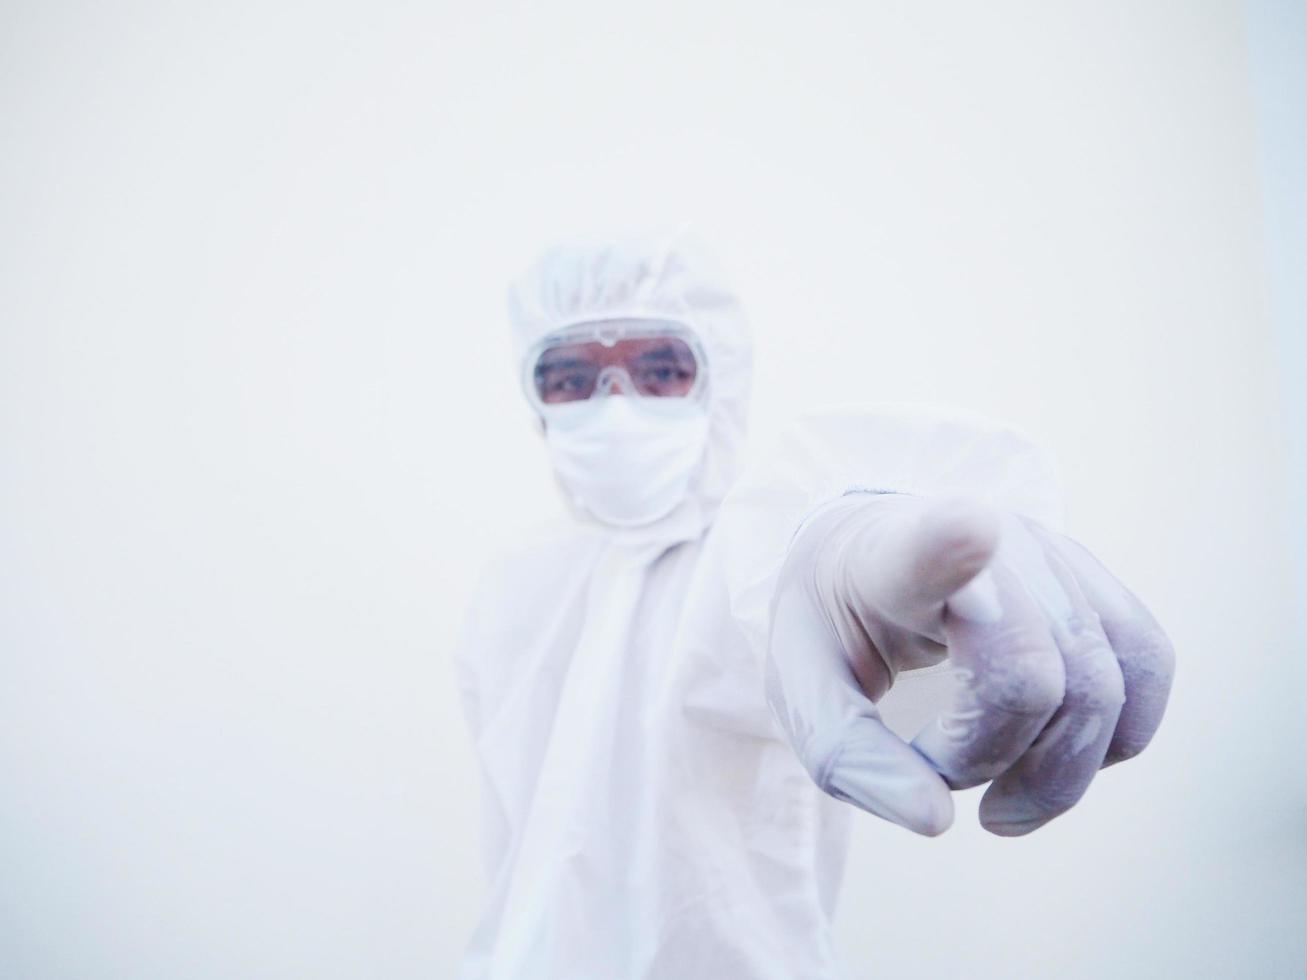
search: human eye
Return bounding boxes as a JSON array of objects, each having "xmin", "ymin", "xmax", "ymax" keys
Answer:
[
  {"xmin": 561, "ymin": 372, "xmax": 590, "ymax": 392},
  {"xmin": 634, "ymin": 363, "xmax": 693, "ymax": 395},
  {"xmin": 537, "ymin": 365, "xmax": 595, "ymax": 402}
]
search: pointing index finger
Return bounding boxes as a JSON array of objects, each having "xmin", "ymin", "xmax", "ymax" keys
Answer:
[{"xmin": 839, "ymin": 494, "xmax": 1003, "ymax": 642}]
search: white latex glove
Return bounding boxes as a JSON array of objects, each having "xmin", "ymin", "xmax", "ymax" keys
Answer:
[{"xmin": 768, "ymin": 492, "xmax": 1175, "ymax": 836}]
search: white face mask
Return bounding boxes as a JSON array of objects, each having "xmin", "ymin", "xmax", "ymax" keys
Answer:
[{"xmin": 543, "ymin": 396, "xmax": 712, "ymax": 528}]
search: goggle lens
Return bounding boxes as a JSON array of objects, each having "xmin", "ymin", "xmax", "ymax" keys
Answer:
[{"xmin": 532, "ymin": 335, "xmax": 700, "ymax": 404}]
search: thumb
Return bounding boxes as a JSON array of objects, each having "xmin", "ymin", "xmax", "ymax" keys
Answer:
[
  {"xmin": 821, "ymin": 711, "xmax": 956, "ymax": 836},
  {"xmin": 842, "ymin": 495, "xmax": 1002, "ymax": 638},
  {"xmin": 769, "ymin": 563, "xmax": 955, "ymax": 836}
]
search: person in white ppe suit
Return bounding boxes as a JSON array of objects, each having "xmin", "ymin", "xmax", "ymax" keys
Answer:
[{"xmin": 454, "ymin": 232, "xmax": 1175, "ymax": 980}]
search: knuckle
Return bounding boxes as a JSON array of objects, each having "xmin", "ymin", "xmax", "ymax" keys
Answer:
[
  {"xmin": 1105, "ymin": 715, "xmax": 1167, "ymax": 765},
  {"xmin": 1077, "ymin": 671, "xmax": 1127, "ymax": 713},
  {"xmin": 1063, "ymin": 645, "xmax": 1127, "ymax": 713},
  {"xmin": 969, "ymin": 629, "xmax": 1065, "ymax": 716},
  {"xmin": 1122, "ymin": 628, "xmax": 1176, "ymax": 682},
  {"xmin": 1105, "ymin": 737, "xmax": 1147, "ymax": 765},
  {"xmin": 974, "ymin": 661, "xmax": 1065, "ymax": 717}
]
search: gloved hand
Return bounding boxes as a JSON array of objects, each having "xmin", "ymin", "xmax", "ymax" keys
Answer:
[{"xmin": 767, "ymin": 491, "xmax": 1175, "ymax": 836}]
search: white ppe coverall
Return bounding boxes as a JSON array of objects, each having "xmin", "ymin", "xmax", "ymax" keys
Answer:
[{"xmin": 453, "ymin": 234, "xmax": 1167, "ymax": 979}]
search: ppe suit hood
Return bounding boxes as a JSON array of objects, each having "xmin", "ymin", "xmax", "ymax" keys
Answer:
[{"xmin": 508, "ymin": 231, "xmax": 753, "ymax": 546}]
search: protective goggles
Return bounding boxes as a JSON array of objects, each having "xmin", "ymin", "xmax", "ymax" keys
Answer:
[{"xmin": 522, "ymin": 319, "xmax": 707, "ymax": 411}]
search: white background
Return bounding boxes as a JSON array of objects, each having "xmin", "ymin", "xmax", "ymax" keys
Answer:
[{"xmin": 2, "ymin": 1, "xmax": 1303, "ymax": 977}]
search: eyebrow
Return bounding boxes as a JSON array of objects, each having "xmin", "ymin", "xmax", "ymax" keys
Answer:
[
  {"xmin": 535, "ymin": 355, "xmax": 597, "ymax": 373},
  {"xmin": 631, "ymin": 345, "xmax": 691, "ymax": 363}
]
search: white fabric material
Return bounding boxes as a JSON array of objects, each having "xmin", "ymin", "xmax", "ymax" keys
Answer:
[
  {"xmin": 543, "ymin": 396, "xmax": 712, "ymax": 527},
  {"xmin": 454, "ymin": 234, "xmax": 1065, "ymax": 978}
]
